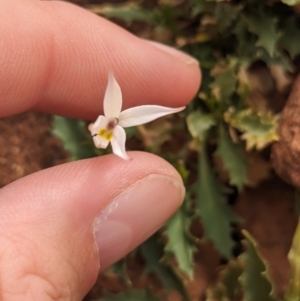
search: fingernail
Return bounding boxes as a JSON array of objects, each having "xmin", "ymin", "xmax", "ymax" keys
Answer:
[
  {"xmin": 93, "ymin": 174, "xmax": 185, "ymax": 270},
  {"xmin": 145, "ymin": 40, "xmax": 199, "ymax": 66}
]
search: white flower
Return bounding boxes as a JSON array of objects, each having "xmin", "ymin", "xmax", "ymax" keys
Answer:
[{"xmin": 89, "ymin": 73, "xmax": 185, "ymax": 160}]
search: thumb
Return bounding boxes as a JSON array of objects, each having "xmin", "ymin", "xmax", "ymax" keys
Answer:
[{"xmin": 0, "ymin": 152, "xmax": 184, "ymax": 301}]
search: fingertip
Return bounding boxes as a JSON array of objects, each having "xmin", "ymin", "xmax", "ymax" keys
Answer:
[
  {"xmin": 0, "ymin": 0, "xmax": 201, "ymax": 118},
  {"xmin": 0, "ymin": 151, "xmax": 183, "ymax": 219},
  {"xmin": 0, "ymin": 151, "xmax": 184, "ymax": 297},
  {"xmin": 95, "ymin": 173, "xmax": 185, "ymax": 270}
]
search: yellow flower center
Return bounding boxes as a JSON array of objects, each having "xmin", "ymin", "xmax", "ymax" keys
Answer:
[{"xmin": 98, "ymin": 128, "xmax": 113, "ymax": 141}]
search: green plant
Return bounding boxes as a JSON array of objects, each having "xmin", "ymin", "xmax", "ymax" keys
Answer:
[{"xmin": 53, "ymin": 0, "xmax": 300, "ymax": 300}]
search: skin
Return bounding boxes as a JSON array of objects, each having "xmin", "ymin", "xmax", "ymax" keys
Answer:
[{"xmin": 0, "ymin": 0, "xmax": 201, "ymax": 300}]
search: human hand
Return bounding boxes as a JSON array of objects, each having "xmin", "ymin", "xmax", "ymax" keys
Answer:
[{"xmin": 0, "ymin": 0, "xmax": 201, "ymax": 300}]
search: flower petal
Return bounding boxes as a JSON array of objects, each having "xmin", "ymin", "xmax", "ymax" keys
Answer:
[
  {"xmin": 90, "ymin": 115, "xmax": 108, "ymax": 136},
  {"xmin": 110, "ymin": 125, "xmax": 129, "ymax": 160},
  {"xmin": 103, "ymin": 72, "xmax": 122, "ymax": 119},
  {"xmin": 93, "ymin": 135, "xmax": 109, "ymax": 149},
  {"xmin": 118, "ymin": 105, "xmax": 185, "ymax": 128}
]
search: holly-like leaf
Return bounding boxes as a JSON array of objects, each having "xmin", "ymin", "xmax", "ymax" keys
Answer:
[
  {"xmin": 280, "ymin": 17, "xmax": 300, "ymax": 59},
  {"xmin": 224, "ymin": 108, "xmax": 278, "ymax": 150},
  {"xmin": 257, "ymin": 47, "xmax": 294, "ymax": 72},
  {"xmin": 233, "ymin": 19, "xmax": 291, "ymax": 70},
  {"xmin": 215, "ymin": 125, "xmax": 248, "ymax": 191},
  {"xmin": 107, "ymin": 259, "xmax": 131, "ymax": 286},
  {"xmin": 234, "ymin": 15, "xmax": 256, "ymax": 57},
  {"xmin": 244, "ymin": 10, "xmax": 278, "ymax": 57},
  {"xmin": 100, "ymin": 289, "xmax": 160, "ymax": 301},
  {"xmin": 140, "ymin": 234, "xmax": 189, "ymax": 300},
  {"xmin": 196, "ymin": 147, "xmax": 239, "ymax": 258},
  {"xmin": 222, "ymin": 260, "xmax": 243, "ymax": 299},
  {"xmin": 239, "ymin": 230, "xmax": 276, "ymax": 301},
  {"xmin": 284, "ymin": 218, "xmax": 300, "ymax": 301},
  {"xmin": 164, "ymin": 202, "xmax": 195, "ymax": 279},
  {"xmin": 214, "ymin": 3, "xmax": 241, "ymax": 33},
  {"xmin": 186, "ymin": 111, "xmax": 215, "ymax": 141},
  {"xmin": 52, "ymin": 116, "xmax": 96, "ymax": 161},
  {"xmin": 207, "ymin": 260, "xmax": 243, "ymax": 300},
  {"xmin": 211, "ymin": 65, "xmax": 237, "ymax": 103}
]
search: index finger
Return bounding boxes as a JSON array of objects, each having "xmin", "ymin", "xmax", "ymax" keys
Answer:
[{"xmin": 0, "ymin": 0, "xmax": 201, "ymax": 119}]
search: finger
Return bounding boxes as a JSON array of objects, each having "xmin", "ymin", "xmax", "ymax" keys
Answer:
[
  {"xmin": 0, "ymin": 0, "xmax": 201, "ymax": 119},
  {"xmin": 0, "ymin": 152, "xmax": 184, "ymax": 300}
]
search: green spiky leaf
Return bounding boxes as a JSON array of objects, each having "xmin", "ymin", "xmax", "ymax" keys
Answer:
[
  {"xmin": 280, "ymin": 17, "xmax": 300, "ymax": 59},
  {"xmin": 211, "ymin": 65, "xmax": 237, "ymax": 103},
  {"xmin": 52, "ymin": 116, "xmax": 96, "ymax": 161},
  {"xmin": 214, "ymin": 3, "xmax": 241, "ymax": 32},
  {"xmin": 186, "ymin": 111, "xmax": 215, "ymax": 141},
  {"xmin": 107, "ymin": 259, "xmax": 131, "ymax": 286},
  {"xmin": 239, "ymin": 230, "xmax": 276, "ymax": 301},
  {"xmin": 197, "ymin": 147, "xmax": 239, "ymax": 258},
  {"xmin": 164, "ymin": 203, "xmax": 195, "ymax": 279},
  {"xmin": 224, "ymin": 108, "xmax": 278, "ymax": 150},
  {"xmin": 222, "ymin": 260, "xmax": 243, "ymax": 298},
  {"xmin": 244, "ymin": 10, "xmax": 278, "ymax": 57},
  {"xmin": 207, "ymin": 260, "xmax": 243, "ymax": 300},
  {"xmin": 284, "ymin": 218, "xmax": 300, "ymax": 301},
  {"xmin": 215, "ymin": 125, "xmax": 248, "ymax": 191},
  {"xmin": 100, "ymin": 289, "xmax": 160, "ymax": 301},
  {"xmin": 140, "ymin": 235, "xmax": 189, "ymax": 300}
]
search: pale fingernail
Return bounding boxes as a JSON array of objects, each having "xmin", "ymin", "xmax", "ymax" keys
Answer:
[
  {"xmin": 145, "ymin": 40, "xmax": 199, "ymax": 66},
  {"xmin": 93, "ymin": 174, "xmax": 185, "ymax": 270}
]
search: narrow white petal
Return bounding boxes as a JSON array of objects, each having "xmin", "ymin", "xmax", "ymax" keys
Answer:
[
  {"xmin": 93, "ymin": 136, "xmax": 109, "ymax": 149},
  {"xmin": 103, "ymin": 72, "xmax": 122, "ymax": 119},
  {"xmin": 110, "ymin": 125, "xmax": 129, "ymax": 160},
  {"xmin": 118, "ymin": 105, "xmax": 185, "ymax": 128},
  {"xmin": 90, "ymin": 115, "xmax": 108, "ymax": 136}
]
